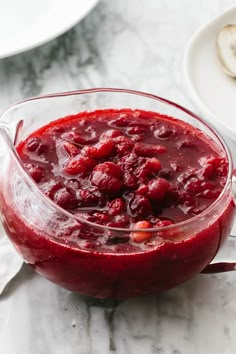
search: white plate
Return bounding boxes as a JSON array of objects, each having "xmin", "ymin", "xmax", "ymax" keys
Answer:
[
  {"xmin": 184, "ymin": 6, "xmax": 236, "ymax": 141},
  {"xmin": 0, "ymin": 0, "xmax": 99, "ymax": 59}
]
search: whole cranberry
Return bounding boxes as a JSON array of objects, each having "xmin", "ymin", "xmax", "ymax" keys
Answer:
[
  {"xmin": 162, "ymin": 186, "xmax": 179, "ymax": 207},
  {"xmin": 129, "ymin": 194, "xmax": 152, "ymax": 218},
  {"xmin": 136, "ymin": 184, "xmax": 148, "ymax": 195},
  {"xmin": 118, "ymin": 153, "xmax": 139, "ymax": 172},
  {"xmin": 136, "ymin": 159, "xmax": 162, "ymax": 183},
  {"xmin": 53, "ymin": 188, "xmax": 78, "ymax": 209},
  {"xmin": 123, "ymin": 172, "xmax": 138, "ymax": 189},
  {"xmin": 25, "ymin": 137, "xmax": 50, "ymax": 155},
  {"xmin": 115, "ymin": 136, "xmax": 134, "ymax": 155},
  {"xmin": 83, "ymin": 139, "xmax": 115, "ymax": 159},
  {"xmin": 62, "ymin": 141, "xmax": 80, "ymax": 156},
  {"xmin": 77, "ymin": 188, "xmax": 102, "ymax": 207},
  {"xmin": 199, "ymin": 164, "xmax": 215, "ymax": 179},
  {"xmin": 147, "ymin": 178, "xmax": 170, "ymax": 202},
  {"xmin": 91, "ymin": 162, "xmax": 123, "ymax": 194},
  {"xmin": 64, "ymin": 156, "xmax": 96, "ymax": 175},
  {"xmin": 109, "ymin": 198, "xmax": 126, "ymax": 216},
  {"xmin": 145, "ymin": 158, "xmax": 162, "ymax": 173},
  {"xmin": 41, "ymin": 179, "xmax": 63, "ymax": 198},
  {"xmin": 131, "ymin": 220, "xmax": 153, "ymax": 243}
]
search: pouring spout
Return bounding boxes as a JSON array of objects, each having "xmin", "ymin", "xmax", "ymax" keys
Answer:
[
  {"xmin": 0, "ymin": 123, "xmax": 10, "ymax": 139},
  {"xmin": 0, "ymin": 119, "xmax": 23, "ymax": 146}
]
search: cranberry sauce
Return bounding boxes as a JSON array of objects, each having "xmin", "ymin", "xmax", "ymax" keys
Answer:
[
  {"xmin": 17, "ymin": 109, "xmax": 227, "ymax": 236},
  {"xmin": 1, "ymin": 108, "xmax": 234, "ymax": 298}
]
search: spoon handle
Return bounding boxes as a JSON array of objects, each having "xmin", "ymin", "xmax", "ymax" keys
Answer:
[
  {"xmin": 201, "ymin": 262, "xmax": 236, "ymax": 273},
  {"xmin": 201, "ymin": 234, "xmax": 236, "ymax": 273}
]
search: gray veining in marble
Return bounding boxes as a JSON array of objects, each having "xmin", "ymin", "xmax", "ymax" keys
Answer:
[{"xmin": 1, "ymin": 1, "xmax": 236, "ymax": 353}]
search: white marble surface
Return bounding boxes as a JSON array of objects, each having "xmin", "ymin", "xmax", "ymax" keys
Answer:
[{"xmin": 1, "ymin": 0, "xmax": 236, "ymax": 353}]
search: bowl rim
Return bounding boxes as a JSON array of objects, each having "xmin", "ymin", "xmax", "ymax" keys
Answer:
[{"xmin": 0, "ymin": 87, "xmax": 233, "ymax": 234}]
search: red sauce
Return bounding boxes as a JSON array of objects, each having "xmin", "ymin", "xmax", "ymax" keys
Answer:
[{"xmin": 1, "ymin": 109, "xmax": 234, "ymax": 298}]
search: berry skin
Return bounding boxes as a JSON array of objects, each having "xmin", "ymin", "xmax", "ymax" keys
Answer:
[
  {"xmin": 147, "ymin": 178, "xmax": 170, "ymax": 202},
  {"xmin": 62, "ymin": 142, "xmax": 80, "ymax": 156},
  {"xmin": 145, "ymin": 158, "xmax": 162, "ymax": 173},
  {"xmin": 109, "ymin": 198, "xmax": 126, "ymax": 216},
  {"xmin": 115, "ymin": 136, "xmax": 134, "ymax": 155},
  {"xmin": 136, "ymin": 184, "xmax": 148, "ymax": 195},
  {"xmin": 107, "ymin": 215, "xmax": 131, "ymax": 228},
  {"xmin": 25, "ymin": 137, "xmax": 49, "ymax": 155},
  {"xmin": 83, "ymin": 139, "xmax": 115, "ymax": 159},
  {"xmin": 110, "ymin": 115, "xmax": 130, "ymax": 127},
  {"xmin": 77, "ymin": 188, "xmax": 102, "ymax": 207},
  {"xmin": 131, "ymin": 220, "xmax": 153, "ymax": 243},
  {"xmin": 53, "ymin": 188, "xmax": 78, "ymax": 209},
  {"xmin": 129, "ymin": 194, "xmax": 152, "ymax": 218},
  {"xmin": 64, "ymin": 156, "xmax": 96, "ymax": 175},
  {"xmin": 91, "ymin": 162, "xmax": 123, "ymax": 194},
  {"xmin": 123, "ymin": 172, "xmax": 138, "ymax": 189},
  {"xmin": 24, "ymin": 163, "xmax": 44, "ymax": 183},
  {"xmin": 118, "ymin": 153, "xmax": 139, "ymax": 172}
]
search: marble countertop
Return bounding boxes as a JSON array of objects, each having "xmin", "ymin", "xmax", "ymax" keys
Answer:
[{"xmin": 1, "ymin": 0, "xmax": 236, "ymax": 353}]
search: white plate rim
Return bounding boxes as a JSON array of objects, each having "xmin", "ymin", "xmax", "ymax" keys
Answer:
[
  {"xmin": 0, "ymin": 0, "xmax": 99, "ymax": 60},
  {"xmin": 183, "ymin": 5, "xmax": 236, "ymax": 141}
]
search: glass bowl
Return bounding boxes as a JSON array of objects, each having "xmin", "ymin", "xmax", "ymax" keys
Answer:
[{"xmin": 0, "ymin": 88, "xmax": 235, "ymax": 298}]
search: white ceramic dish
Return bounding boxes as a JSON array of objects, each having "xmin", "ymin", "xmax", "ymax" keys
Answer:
[
  {"xmin": 0, "ymin": 0, "xmax": 99, "ymax": 59},
  {"xmin": 184, "ymin": 6, "xmax": 236, "ymax": 141}
]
